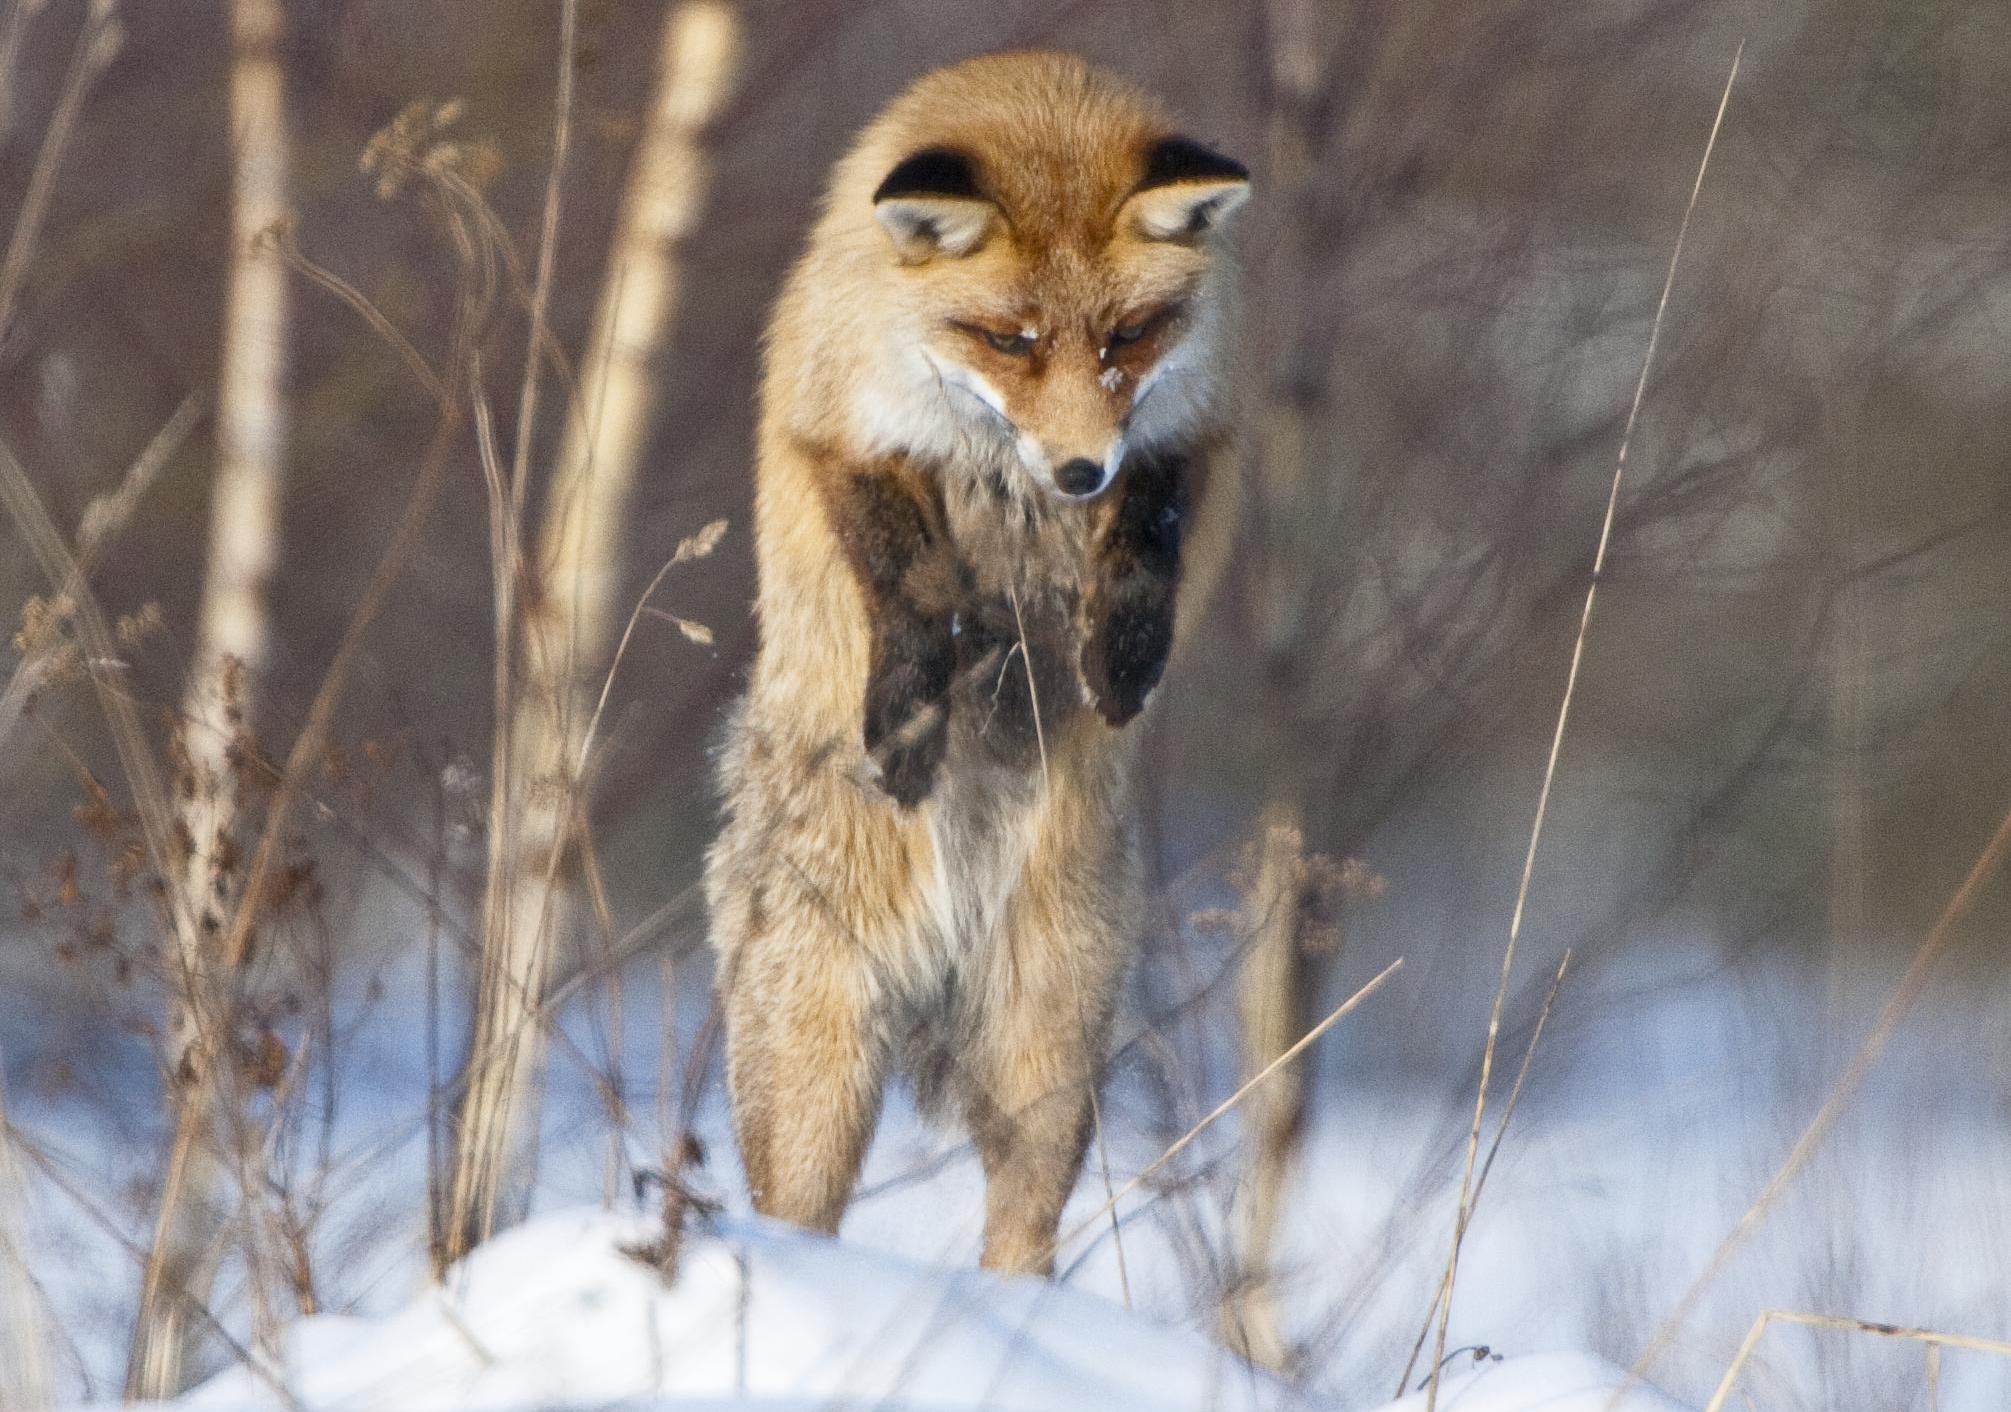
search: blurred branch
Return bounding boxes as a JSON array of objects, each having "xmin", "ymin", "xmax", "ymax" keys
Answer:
[
  {"xmin": 0, "ymin": 0, "xmax": 119, "ymax": 342},
  {"xmin": 446, "ymin": 0, "xmax": 741, "ymax": 1261},
  {"xmin": 0, "ymin": 394, "xmax": 199, "ymax": 757}
]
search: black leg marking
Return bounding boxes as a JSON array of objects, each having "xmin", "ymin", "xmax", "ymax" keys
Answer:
[
  {"xmin": 1080, "ymin": 450, "xmax": 1186, "ymax": 727},
  {"xmin": 827, "ymin": 468, "xmax": 962, "ymax": 806}
]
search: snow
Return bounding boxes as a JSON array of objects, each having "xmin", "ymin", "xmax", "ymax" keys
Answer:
[{"xmin": 144, "ymin": 1207, "xmax": 1686, "ymax": 1412}]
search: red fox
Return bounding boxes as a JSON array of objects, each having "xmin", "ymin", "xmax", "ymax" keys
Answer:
[{"xmin": 704, "ymin": 51, "xmax": 1248, "ymax": 1275}]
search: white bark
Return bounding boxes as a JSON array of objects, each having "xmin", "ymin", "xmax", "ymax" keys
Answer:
[
  {"xmin": 169, "ymin": 0, "xmax": 289, "ymax": 1078},
  {"xmin": 129, "ymin": 0, "xmax": 289, "ymax": 1394},
  {"xmin": 447, "ymin": 0, "xmax": 739, "ymax": 1257}
]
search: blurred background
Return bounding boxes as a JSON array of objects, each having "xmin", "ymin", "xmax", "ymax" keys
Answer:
[{"xmin": 2, "ymin": 1, "xmax": 2009, "ymax": 1408}]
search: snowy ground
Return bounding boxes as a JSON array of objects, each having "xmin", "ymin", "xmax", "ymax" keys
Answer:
[
  {"xmin": 136, "ymin": 1207, "xmax": 1685, "ymax": 1412},
  {"xmin": 13, "ymin": 908, "xmax": 2008, "ymax": 1412},
  {"xmin": 9, "ymin": 762, "xmax": 2010, "ymax": 1412}
]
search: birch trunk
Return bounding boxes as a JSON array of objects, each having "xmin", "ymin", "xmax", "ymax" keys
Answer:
[
  {"xmin": 127, "ymin": 0, "xmax": 289, "ymax": 1394},
  {"xmin": 445, "ymin": 0, "xmax": 739, "ymax": 1260}
]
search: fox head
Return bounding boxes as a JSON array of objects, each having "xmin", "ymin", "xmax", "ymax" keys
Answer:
[{"xmin": 796, "ymin": 54, "xmax": 1249, "ymax": 502}]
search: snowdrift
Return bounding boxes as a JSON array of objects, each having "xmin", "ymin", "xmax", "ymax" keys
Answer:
[{"xmin": 150, "ymin": 1207, "xmax": 1690, "ymax": 1412}]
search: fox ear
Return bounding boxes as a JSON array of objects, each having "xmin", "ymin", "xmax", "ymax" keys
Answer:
[
  {"xmin": 1122, "ymin": 136, "xmax": 1251, "ymax": 242},
  {"xmin": 873, "ymin": 147, "xmax": 999, "ymax": 260}
]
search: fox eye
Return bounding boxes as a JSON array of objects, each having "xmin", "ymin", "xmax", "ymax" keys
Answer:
[
  {"xmin": 1106, "ymin": 303, "xmax": 1182, "ymax": 354},
  {"xmin": 950, "ymin": 320, "xmax": 1035, "ymax": 357}
]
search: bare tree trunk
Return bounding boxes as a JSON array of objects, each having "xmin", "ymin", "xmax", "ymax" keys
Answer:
[
  {"xmin": 445, "ymin": 0, "xmax": 739, "ymax": 1262},
  {"xmin": 1226, "ymin": 807, "xmax": 1313, "ymax": 1370},
  {"xmin": 127, "ymin": 0, "xmax": 289, "ymax": 1393},
  {"xmin": 1224, "ymin": 0, "xmax": 1335, "ymax": 1372}
]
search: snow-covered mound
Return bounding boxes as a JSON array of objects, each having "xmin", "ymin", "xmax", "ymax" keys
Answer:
[{"xmin": 165, "ymin": 1208, "xmax": 1689, "ymax": 1412}]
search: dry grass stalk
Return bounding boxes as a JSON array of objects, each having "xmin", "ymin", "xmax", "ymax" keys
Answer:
[
  {"xmin": 1396, "ymin": 947, "xmax": 1570, "ymax": 1394},
  {"xmin": 0, "ymin": 0, "xmax": 48, "ymax": 141},
  {"xmin": 0, "ymin": 438, "xmax": 220, "ymax": 1396},
  {"xmin": 1701, "ymin": 1309, "xmax": 2011, "ymax": 1412},
  {"xmin": 1614, "ymin": 796, "xmax": 2011, "ymax": 1409},
  {"xmin": 125, "ymin": 119, "xmax": 498, "ymax": 1380},
  {"xmin": 447, "ymin": 0, "xmax": 740, "ymax": 1258},
  {"xmin": 0, "ymin": 395, "xmax": 198, "ymax": 755},
  {"xmin": 0, "ymin": 1067, "xmax": 51, "ymax": 1412},
  {"xmin": 127, "ymin": 395, "xmax": 469, "ymax": 1396},
  {"xmin": 0, "ymin": 0, "xmax": 119, "ymax": 337},
  {"xmin": 0, "ymin": 440, "xmax": 190, "ymax": 932},
  {"xmin": 1053, "ymin": 956, "xmax": 1403, "ymax": 1264},
  {"xmin": 1423, "ymin": 42, "xmax": 1744, "ymax": 1412}
]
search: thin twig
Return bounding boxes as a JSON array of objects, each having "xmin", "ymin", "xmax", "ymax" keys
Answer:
[
  {"xmin": 0, "ymin": 0, "xmax": 119, "ymax": 338},
  {"xmin": 0, "ymin": 1064, "xmax": 50, "ymax": 1411},
  {"xmin": 0, "ymin": 395, "xmax": 200, "ymax": 755},
  {"xmin": 1702, "ymin": 1309, "xmax": 2011, "ymax": 1412},
  {"xmin": 1424, "ymin": 42, "xmax": 1744, "ymax": 1411},
  {"xmin": 1616, "ymin": 798, "xmax": 2011, "ymax": 1407},
  {"xmin": 266, "ymin": 226, "xmax": 444, "ymax": 401},
  {"xmin": 0, "ymin": 438, "xmax": 192, "ymax": 936},
  {"xmin": 1397, "ymin": 948, "xmax": 1571, "ymax": 1393},
  {"xmin": 510, "ymin": 0, "xmax": 576, "ymax": 528},
  {"xmin": 1053, "ymin": 957, "xmax": 1403, "ymax": 1260}
]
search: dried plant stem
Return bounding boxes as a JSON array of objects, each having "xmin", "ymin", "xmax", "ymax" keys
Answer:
[
  {"xmin": 0, "ymin": 1066, "xmax": 50, "ymax": 1412},
  {"xmin": 1616, "ymin": 798, "xmax": 2011, "ymax": 1408},
  {"xmin": 0, "ymin": 0, "xmax": 119, "ymax": 338},
  {"xmin": 0, "ymin": 395, "xmax": 199, "ymax": 756},
  {"xmin": 447, "ymin": 0, "xmax": 741, "ymax": 1259},
  {"xmin": 1396, "ymin": 948, "xmax": 1571, "ymax": 1394},
  {"xmin": 1054, "ymin": 957, "xmax": 1402, "ymax": 1262},
  {"xmin": 0, "ymin": 443, "xmax": 188, "ymax": 931},
  {"xmin": 0, "ymin": 0, "xmax": 43, "ymax": 141},
  {"xmin": 1702, "ymin": 1310, "xmax": 2011, "ymax": 1412},
  {"xmin": 1423, "ymin": 42, "xmax": 1743, "ymax": 1412},
  {"xmin": 130, "ymin": 387, "xmax": 466, "ymax": 1397}
]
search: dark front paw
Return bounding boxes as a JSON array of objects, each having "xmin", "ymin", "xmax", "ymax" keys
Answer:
[
  {"xmin": 862, "ymin": 624, "xmax": 953, "ymax": 807},
  {"xmin": 864, "ymin": 693, "xmax": 948, "ymax": 806},
  {"xmin": 1079, "ymin": 580, "xmax": 1175, "ymax": 727}
]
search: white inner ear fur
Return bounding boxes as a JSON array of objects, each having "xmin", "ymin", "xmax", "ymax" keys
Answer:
[
  {"xmin": 874, "ymin": 196, "xmax": 998, "ymax": 260},
  {"xmin": 1124, "ymin": 179, "xmax": 1251, "ymax": 241}
]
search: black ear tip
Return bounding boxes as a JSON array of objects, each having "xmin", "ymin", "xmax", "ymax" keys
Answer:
[
  {"xmin": 1139, "ymin": 135, "xmax": 1249, "ymax": 191},
  {"xmin": 873, "ymin": 146, "xmax": 984, "ymax": 204}
]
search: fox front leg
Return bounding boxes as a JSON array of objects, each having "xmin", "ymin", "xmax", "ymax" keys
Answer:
[
  {"xmin": 825, "ymin": 462, "xmax": 962, "ymax": 806},
  {"xmin": 1080, "ymin": 448, "xmax": 1186, "ymax": 726}
]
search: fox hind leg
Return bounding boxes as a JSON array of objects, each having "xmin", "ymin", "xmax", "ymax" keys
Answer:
[
  {"xmin": 720, "ymin": 902, "xmax": 891, "ymax": 1234},
  {"xmin": 961, "ymin": 900, "xmax": 1126, "ymax": 1275}
]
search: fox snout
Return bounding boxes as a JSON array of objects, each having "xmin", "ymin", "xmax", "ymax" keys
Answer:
[{"xmin": 1055, "ymin": 457, "xmax": 1107, "ymax": 496}]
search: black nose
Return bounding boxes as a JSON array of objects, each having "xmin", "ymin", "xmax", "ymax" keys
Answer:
[{"xmin": 1055, "ymin": 458, "xmax": 1105, "ymax": 496}]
